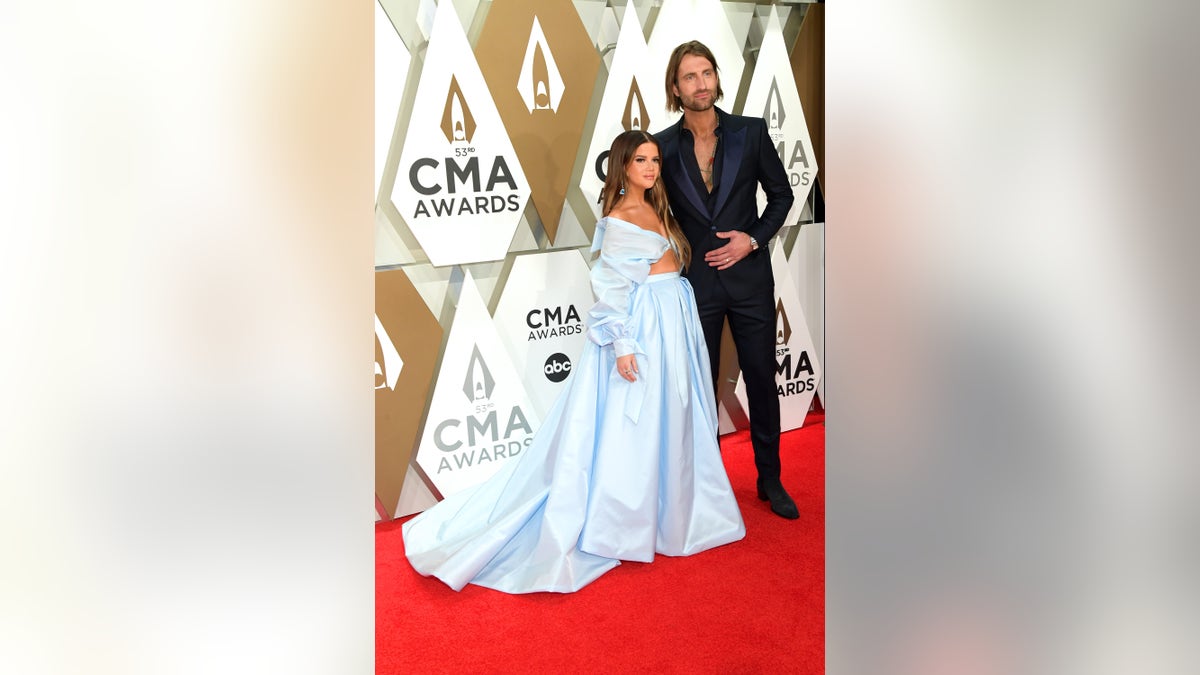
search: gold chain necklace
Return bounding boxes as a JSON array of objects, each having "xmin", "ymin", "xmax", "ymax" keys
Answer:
[{"xmin": 698, "ymin": 135, "xmax": 718, "ymax": 191}]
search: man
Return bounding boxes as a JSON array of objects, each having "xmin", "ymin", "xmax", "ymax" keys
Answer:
[{"xmin": 654, "ymin": 40, "xmax": 798, "ymax": 519}]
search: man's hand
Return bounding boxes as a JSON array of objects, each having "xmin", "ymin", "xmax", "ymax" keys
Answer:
[{"xmin": 705, "ymin": 230, "xmax": 755, "ymax": 270}]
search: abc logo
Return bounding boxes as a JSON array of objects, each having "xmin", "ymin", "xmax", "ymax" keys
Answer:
[{"xmin": 543, "ymin": 353, "xmax": 572, "ymax": 383}]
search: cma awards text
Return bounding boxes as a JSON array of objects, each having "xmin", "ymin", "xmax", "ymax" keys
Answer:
[
  {"xmin": 772, "ymin": 136, "xmax": 814, "ymax": 188},
  {"xmin": 408, "ymin": 155, "xmax": 523, "ymax": 218},
  {"xmin": 526, "ymin": 305, "xmax": 582, "ymax": 341},
  {"xmin": 776, "ymin": 348, "xmax": 817, "ymax": 397},
  {"xmin": 432, "ymin": 405, "xmax": 534, "ymax": 474}
]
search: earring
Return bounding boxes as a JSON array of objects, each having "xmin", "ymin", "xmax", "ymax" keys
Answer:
[{"xmin": 619, "ymin": 185, "xmax": 625, "ymax": 195}]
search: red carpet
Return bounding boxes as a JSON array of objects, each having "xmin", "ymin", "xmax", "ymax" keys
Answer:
[{"xmin": 377, "ymin": 416, "xmax": 824, "ymax": 674}]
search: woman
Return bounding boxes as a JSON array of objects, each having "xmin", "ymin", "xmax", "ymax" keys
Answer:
[{"xmin": 402, "ymin": 130, "xmax": 745, "ymax": 593}]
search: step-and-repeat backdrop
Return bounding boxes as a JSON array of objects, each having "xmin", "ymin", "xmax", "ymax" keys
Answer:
[{"xmin": 375, "ymin": 0, "xmax": 824, "ymax": 519}]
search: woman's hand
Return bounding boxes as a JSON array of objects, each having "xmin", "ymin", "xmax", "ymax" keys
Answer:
[{"xmin": 616, "ymin": 354, "xmax": 639, "ymax": 382}]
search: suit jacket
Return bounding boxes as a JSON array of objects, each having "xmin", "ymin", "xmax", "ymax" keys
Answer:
[{"xmin": 655, "ymin": 107, "xmax": 794, "ymax": 304}]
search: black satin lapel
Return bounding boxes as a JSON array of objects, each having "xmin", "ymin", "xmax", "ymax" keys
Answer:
[
  {"xmin": 711, "ymin": 126, "xmax": 747, "ymax": 220},
  {"xmin": 674, "ymin": 146, "xmax": 708, "ymax": 217}
]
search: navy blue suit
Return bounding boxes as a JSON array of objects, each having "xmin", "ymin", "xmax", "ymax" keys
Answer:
[{"xmin": 655, "ymin": 107, "xmax": 794, "ymax": 482}]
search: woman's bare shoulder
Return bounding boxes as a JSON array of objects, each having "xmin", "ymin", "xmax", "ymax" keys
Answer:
[{"xmin": 606, "ymin": 206, "xmax": 664, "ymax": 235}]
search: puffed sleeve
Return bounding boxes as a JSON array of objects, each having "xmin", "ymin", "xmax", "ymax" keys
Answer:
[{"xmin": 585, "ymin": 218, "xmax": 666, "ymax": 357}]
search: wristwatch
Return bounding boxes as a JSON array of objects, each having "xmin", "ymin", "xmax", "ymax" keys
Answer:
[{"xmin": 748, "ymin": 235, "xmax": 759, "ymax": 251}]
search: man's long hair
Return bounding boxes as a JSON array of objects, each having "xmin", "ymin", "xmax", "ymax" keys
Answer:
[
  {"xmin": 599, "ymin": 130, "xmax": 691, "ymax": 269},
  {"xmin": 664, "ymin": 40, "xmax": 723, "ymax": 113}
]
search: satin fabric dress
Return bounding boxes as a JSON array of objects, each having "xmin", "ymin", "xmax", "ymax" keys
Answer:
[{"xmin": 402, "ymin": 216, "xmax": 745, "ymax": 593}]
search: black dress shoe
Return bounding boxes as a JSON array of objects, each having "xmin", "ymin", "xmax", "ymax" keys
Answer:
[{"xmin": 757, "ymin": 480, "xmax": 799, "ymax": 520}]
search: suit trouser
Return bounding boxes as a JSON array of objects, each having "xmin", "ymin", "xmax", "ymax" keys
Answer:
[{"xmin": 695, "ymin": 281, "xmax": 782, "ymax": 483}]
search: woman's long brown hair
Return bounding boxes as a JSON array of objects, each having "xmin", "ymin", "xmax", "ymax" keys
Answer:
[{"xmin": 598, "ymin": 130, "xmax": 691, "ymax": 269}]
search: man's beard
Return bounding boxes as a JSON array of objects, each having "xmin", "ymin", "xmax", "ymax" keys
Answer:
[{"xmin": 682, "ymin": 92, "xmax": 716, "ymax": 113}]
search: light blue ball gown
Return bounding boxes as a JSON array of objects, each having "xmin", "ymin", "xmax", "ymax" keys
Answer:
[{"xmin": 402, "ymin": 216, "xmax": 746, "ymax": 593}]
